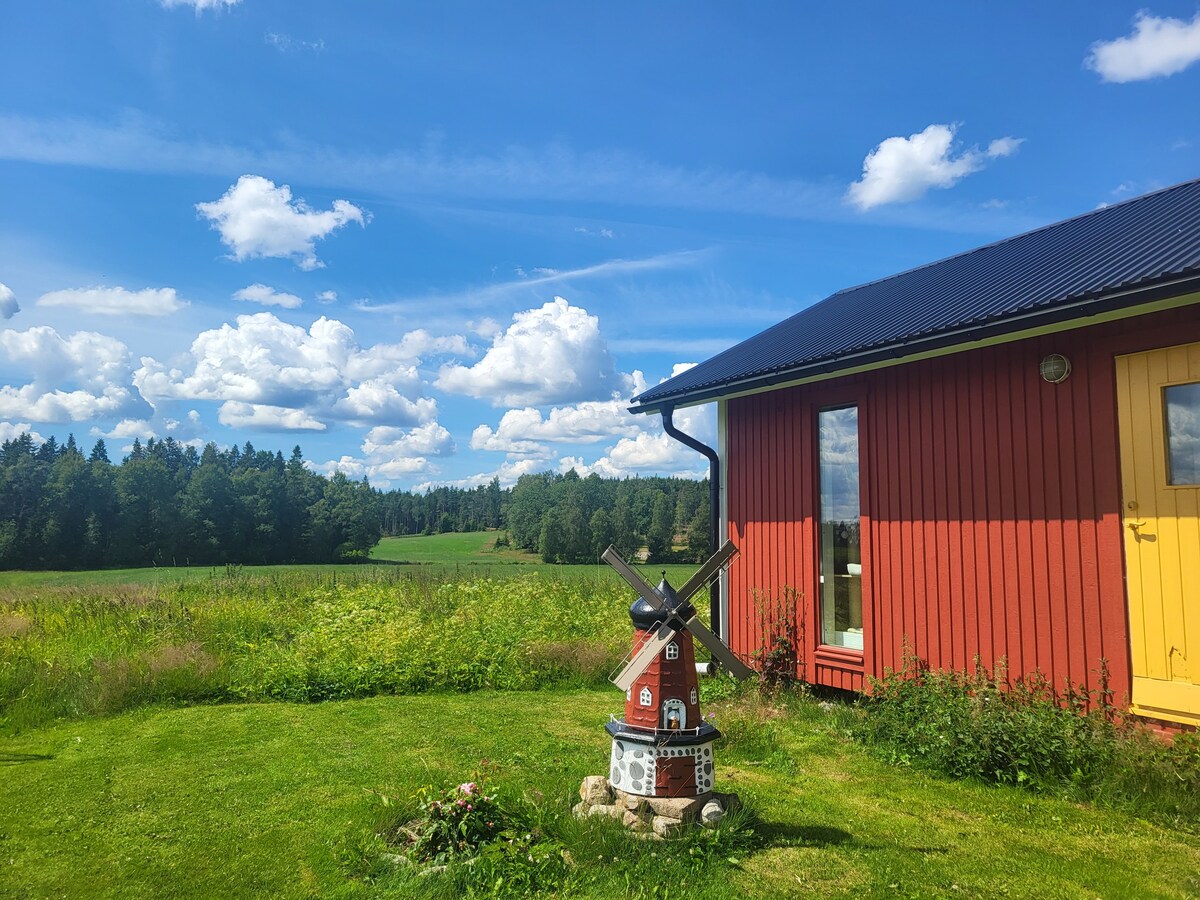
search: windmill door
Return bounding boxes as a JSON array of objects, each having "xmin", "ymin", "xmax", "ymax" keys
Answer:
[
  {"xmin": 1116, "ymin": 342, "xmax": 1200, "ymax": 727},
  {"xmin": 655, "ymin": 755, "xmax": 697, "ymax": 797}
]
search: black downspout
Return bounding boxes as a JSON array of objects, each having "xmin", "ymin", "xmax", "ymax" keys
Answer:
[{"xmin": 660, "ymin": 404, "xmax": 723, "ymax": 640}]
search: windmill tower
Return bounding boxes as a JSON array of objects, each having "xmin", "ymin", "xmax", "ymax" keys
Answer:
[{"xmin": 602, "ymin": 542, "xmax": 753, "ymax": 799}]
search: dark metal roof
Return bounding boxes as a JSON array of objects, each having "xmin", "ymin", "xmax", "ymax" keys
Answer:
[{"xmin": 632, "ymin": 178, "xmax": 1200, "ymax": 412}]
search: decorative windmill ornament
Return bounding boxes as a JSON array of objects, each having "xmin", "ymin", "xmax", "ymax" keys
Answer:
[{"xmin": 602, "ymin": 540, "xmax": 753, "ymax": 800}]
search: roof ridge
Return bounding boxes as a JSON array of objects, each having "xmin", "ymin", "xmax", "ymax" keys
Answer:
[{"xmin": 827, "ymin": 177, "xmax": 1200, "ymax": 299}]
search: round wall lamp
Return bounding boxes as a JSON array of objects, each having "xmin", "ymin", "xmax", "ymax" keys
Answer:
[{"xmin": 1039, "ymin": 353, "xmax": 1072, "ymax": 384}]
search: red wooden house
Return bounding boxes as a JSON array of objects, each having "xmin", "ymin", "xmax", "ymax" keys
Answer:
[{"xmin": 631, "ymin": 180, "xmax": 1200, "ymax": 729}]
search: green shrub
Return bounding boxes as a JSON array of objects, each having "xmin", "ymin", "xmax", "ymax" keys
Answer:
[
  {"xmin": 356, "ymin": 772, "xmax": 757, "ymax": 899},
  {"xmin": 852, "ymin": 646, "xmax": 1200, "ymax": 827}
]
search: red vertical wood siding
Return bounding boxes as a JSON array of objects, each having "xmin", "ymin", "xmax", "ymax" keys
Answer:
[{"xmin": 725, "ymin": 306, "xmax": 1200, "ymax": 702}]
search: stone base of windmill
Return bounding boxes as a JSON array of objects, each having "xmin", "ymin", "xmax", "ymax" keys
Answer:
[{"xmin": 573, "ymin": 776, "xmax": 741, "ymax": 839}]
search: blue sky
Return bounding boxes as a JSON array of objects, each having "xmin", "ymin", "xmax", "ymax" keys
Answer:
[{"xmin": 2, "ymin": 2, "xmax": 1199, "ymax": 489}]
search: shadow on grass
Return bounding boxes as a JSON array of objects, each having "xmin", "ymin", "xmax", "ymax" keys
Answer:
[
  {"xmin": 754, "ymin": 819, "xmax": 949, "ymax": 856},
  {"xmin": 0, "ymin": 751, "xmax": 55, "ymax": 765}
]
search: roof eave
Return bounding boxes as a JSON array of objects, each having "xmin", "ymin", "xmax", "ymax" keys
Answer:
[{"xmin": 629, "ymin": 272, "xmax": 1200, "ymax": 415}]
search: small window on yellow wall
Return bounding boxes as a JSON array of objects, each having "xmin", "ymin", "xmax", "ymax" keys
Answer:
[{"xmin": 1165, "ymin": 382, "xmax": 1200, "ymax": 485}]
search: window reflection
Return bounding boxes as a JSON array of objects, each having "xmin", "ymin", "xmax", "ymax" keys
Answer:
[
  {"xmin": 1166, "ymin": 382, "xmax": 1200, "ymax": 485},
  {"xmin": 818, "ymin": 406, "xmax": 862, "ymax": 650}
]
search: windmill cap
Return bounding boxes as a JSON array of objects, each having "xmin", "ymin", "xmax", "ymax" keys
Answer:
[{"xmin": 629, "ymin": 575, "xmax": 695, "ymax": 630}]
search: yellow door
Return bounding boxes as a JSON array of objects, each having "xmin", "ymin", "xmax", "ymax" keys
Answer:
[{"xmin": 1116, "ymin": 341, "xmax": 1200, "ymax": 727}]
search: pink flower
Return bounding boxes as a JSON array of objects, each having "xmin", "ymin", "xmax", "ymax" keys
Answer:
[
  {"xmin": 458, "ymin": 781, "xmax": 477, "ymax": 795},
  {"xmin": 467, "ymin": 804, "xmax": 473, "ymax": 810}
]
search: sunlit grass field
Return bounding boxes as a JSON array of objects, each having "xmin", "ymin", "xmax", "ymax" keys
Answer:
[
  {"xmin": 2, "ymin": 545, "xmax": 1198, "ymax": 897},
  {"xmin": 4, "ymin": 689, "xmax": 1199, "ymax": 898},
  {"xmin": 0, "ymin": 531, "xmax": 697, "ymax": 589},
  {"xmin": 0, "ymin": 531, "xmax": 532, "ymax": 588}
]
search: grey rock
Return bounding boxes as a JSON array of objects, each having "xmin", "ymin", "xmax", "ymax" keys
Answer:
[
  {"xmin": 700, "ymin": 799, "xmax": 725, "ymax": 827},
  {"xmin": 587, "ymin": 804, "xmax": 623, "ymax": 820},
  {"xmin": 643, "ymin": 793, "xmax": 710, "ymax": 821},
  {"xmin": 579, "ymin": 775, "xmax": 613, "ymax": 806},
  {"xmin": 652, "ymin": 815, "xmax": 685, "ymax": 838}
]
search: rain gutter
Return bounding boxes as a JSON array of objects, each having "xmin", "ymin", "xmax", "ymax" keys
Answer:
[{"xmin": 659, "ymin": 403, "xmax": 723, "ymax": 640}]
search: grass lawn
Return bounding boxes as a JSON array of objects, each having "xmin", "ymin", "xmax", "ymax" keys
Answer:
[
  {"xmin": 0, "ymin": 532, "xmax": 695, "ymax": 588},
  {"xmin": 0, "ymin": 532, "xmax": 525, "ymax": 589},
  {"xmin": 370, "ymin": 531, "xmax": 538, "ymax": 565},
  {"xmin": 2, "ymin": 689, "xmax": 1198, "ymax": 899}
]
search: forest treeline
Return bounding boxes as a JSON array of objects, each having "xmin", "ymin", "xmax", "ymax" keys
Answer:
[
  {"xmin": 379, "ymin": 469, "xmax": 712, "ymax": 564},
  {"xmin": 0, "ymin": 432, "xmax": 710, "ymax": 570},
  {"xmin": 0, "ymin": 433, "xmax": 379, "ymax": 569}
]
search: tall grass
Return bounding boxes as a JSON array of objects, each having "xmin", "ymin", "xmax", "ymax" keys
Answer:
[{"xmin": 0, "ymin": 567, "xmax": 645, "ymax": 731}]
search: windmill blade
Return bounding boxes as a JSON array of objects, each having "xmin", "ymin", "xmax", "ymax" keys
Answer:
[
  {"xmin": 601, "ymin": 545, "xmax": 663, "ymax": 609},
  {"xmin": 684, "ymin": 614, "xmax": 755, "ymax": 680},
  {"xmin": 676, "ymin": 539, "xmax": 739, "ymax": 603},
  {"xmin": 612, "ymin": 622, "xmax": 681, "ymax": 692}
]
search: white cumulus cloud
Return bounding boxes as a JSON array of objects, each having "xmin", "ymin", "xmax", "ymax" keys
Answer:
[
  {"xmin": 91, "ymin": 418, "xmax": 159, "ymax": 441},
  {"xmin": 847, "ymin": 124, "xmax": 1023, "ymax": 210},
  {"xmin": 415, "ymin": 457, "xmax": 545, "ymax": 492},
  {"xmin": 363, "ymin": 423, "xmax": 455, "ymax": 459},
  {"xmin": 0, "ymin": 283, "xmax": 18, "ymax": 320},
  {"xmin": 234, "ymin": 283, "xmax": 303, "ymax": 309},
  {"xmin": 0, "ymin": 422, "xmax": 43, "ymax": 445},
  {"xmin": 557, "ymin": 365, "xmax": 714, "ymax": 479},
  {"xmin": 0, "ymin": 326, "xmax": 148, "ymax": 424},
  {"xmin": 218, "ymin": 401, "xmax": 327, "ymax": 431},
  {"xmin": 436, "ymin": 297, "xmax": 626, "ymax": 406},
  {"xmin": 36, "ymin": 285, "xmax": 187, "ymax": 316},
  {"xmin": 1087, "ymin": 11, "xmax": 1200, "ymax": 82},
  {"xmin": 196, "ymin": 175, "xmax": 368, "ymax": 271},
  {"xmin": 330, "ymin": 379, "xmax": 438, "ymax": 425},
  {"xmin": 310, "ymin": 422, "xmax": 456, "ymax": 486},
  {"xmin": 470, "ymin": 378, "xmax": 648, "ymax": 457},
  {"xmin": 134, "ymin": 313, "xmax": 447, "ymax": 431}
]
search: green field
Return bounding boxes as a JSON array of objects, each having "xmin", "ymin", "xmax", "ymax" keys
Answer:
[
  {"xmin": 370, "ymin": 531, "xmax": 537, "ymax": 564},
  {"xmin": 0, "ymin": 531, "xmax": 531, "ymax": 588},
  {"xmin": 3, "ymin": 689, "xmax": 1198, "ymax": 899},
  {"xmin": 2, "ymin": 557, "xmax": 1198, "ymax": 897}
]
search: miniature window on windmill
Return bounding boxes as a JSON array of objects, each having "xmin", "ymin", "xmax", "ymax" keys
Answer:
[
  {"xmin": 662, "ymin": 698, "xmax": 686, "ymax": 729},
  {"xmin": 640, "ymin": 686, "xmax": 653, "ymax": 706},
  {"xmin": 665, "ymin": 641, "xmax": 679, "ymax": 660}
]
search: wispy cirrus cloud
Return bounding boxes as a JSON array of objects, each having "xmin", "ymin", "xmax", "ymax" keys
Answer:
[
  {"xmin": 265, "ymin": 32, "xmax": 326, "ymax": 53},
  {"xmin": 0, "ymin": 112, "xmax": 839, "ymax": 219},
  {"xmin": 160, "ymin": 0, "xmax": 241, "ymax": 11},
  {"xmin": 355, "ymin": 250, "xmax": 706, "ymax": 314}
]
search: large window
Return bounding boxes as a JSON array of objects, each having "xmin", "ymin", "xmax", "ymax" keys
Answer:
[
  {"xmin": 1165, "ymin": 382, "xmax": 1200, "ymax": 485},
  {"xmin": 818, "ymin": 406, "xmax": 862, "ymax": 650}
]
